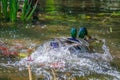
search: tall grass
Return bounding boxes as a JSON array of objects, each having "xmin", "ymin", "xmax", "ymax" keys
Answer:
[
  {"xmin": 21, "ymin": 0, "xmax": 38, "ymax": 21},
  {"xmin": 1, "ymin": 0, "xmax": 18, "ymax": 22},
  {"xmin": 0, "ymin": 0, "xmax": 38, "ymax": 22},
  {"xmin": 1, "ymin": 0, "xmax": 8, "ymax": 20},
  {"xmin": 9, "ymin": 0, "xmax": 18, "ymax": 22}
]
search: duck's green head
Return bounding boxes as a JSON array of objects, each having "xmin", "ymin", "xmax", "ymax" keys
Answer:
[
  {"xmin": 78, "ymin": 27, "xmax": 88, "ymax": 38},
  {"xmin": 71, "ymin": 28, "xmax": 77, "ymax": 38}
]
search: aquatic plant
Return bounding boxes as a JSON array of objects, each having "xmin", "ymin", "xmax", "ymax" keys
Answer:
[
  {"xmin": 1, "ymin": 0, "xmax": 18, "ymax": 22},
  {"xmin": 1, "ymin": 0, "xmax": 9, "ymax": 20},
  {"xmin": 9, "ymin": 0, "xmax": 18, "ymax": 22},
  {"xmin": 0, "ymin": 0, "xmax": 38, "ymax": 22},
  {"xmin": 21, "ymin": 0, "xmax": 38, "ymax": 21}
]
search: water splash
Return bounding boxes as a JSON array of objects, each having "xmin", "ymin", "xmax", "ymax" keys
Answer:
[{"xmin": 0, "ymin": 38, "xmax": 120, "ymax": 79}]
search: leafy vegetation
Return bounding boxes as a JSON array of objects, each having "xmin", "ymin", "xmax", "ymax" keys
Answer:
[
  {"xmin": 21, "ymin": 0, "xmax": 38, "ymax": 21},
  {"xmin": 9, "ymin": 0, "xmax": 18, "ymax": 22},
  {"xmin": 0, "ymin": 0, "xmax": 38, "ymax": 22},
  {"xmin": 1, "ymin": 0, "xmax": 9, "ymax": 20}
]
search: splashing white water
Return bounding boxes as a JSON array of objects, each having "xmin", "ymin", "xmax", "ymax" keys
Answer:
[{"xmin": 0, "ymin": 38, "xmax": 120, "ymax": 79}]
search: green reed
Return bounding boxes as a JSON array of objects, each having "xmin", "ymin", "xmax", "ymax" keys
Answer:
[
  {"xmin": 9, "ymin": 0, "xmax": 18, "ymax": 22},
  {"xmin": 1, "ymin": 0, "xmax": 38, "ymax": 22},
  {"xmin": 1, "ymin": 0, "xmax": 9, "ymax": 20},
  {"xmin": 21, "ymin": 0, "xmax": 38, "ymax": 21},
  {"xmin": 1, "ymin": 0, "xmax": 18, "ymax": 22}
]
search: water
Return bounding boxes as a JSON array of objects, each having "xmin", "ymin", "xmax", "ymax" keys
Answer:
[
  {"xmin": 1, "ymin": 38, "xmax": 118, "ymax": 80},
  {"xmin": 0, "ymin": 12, "xmax": 120, "ymax": 80}
]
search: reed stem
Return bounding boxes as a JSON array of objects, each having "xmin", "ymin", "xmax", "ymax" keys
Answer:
[
  {"xmin": 1, "ymin": 0, "xmax": 8, "ymax": 19},
  {"xmin": 21, "ymin": 0, "xmax": 38, "ymax": 21},
  {"xmin": 28, "ymin": 65, "xmax": 32, "ymax": 80}
]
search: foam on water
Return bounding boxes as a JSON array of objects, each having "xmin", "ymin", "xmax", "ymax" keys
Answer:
[{"xmin": 0, "ymin": 38, "xmax": 120, "ymax": 79}]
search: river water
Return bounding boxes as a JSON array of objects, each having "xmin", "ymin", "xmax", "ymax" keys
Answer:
[{"xmin": 0, "ymin": 13, "xmax": 120, "ymax": 80}]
